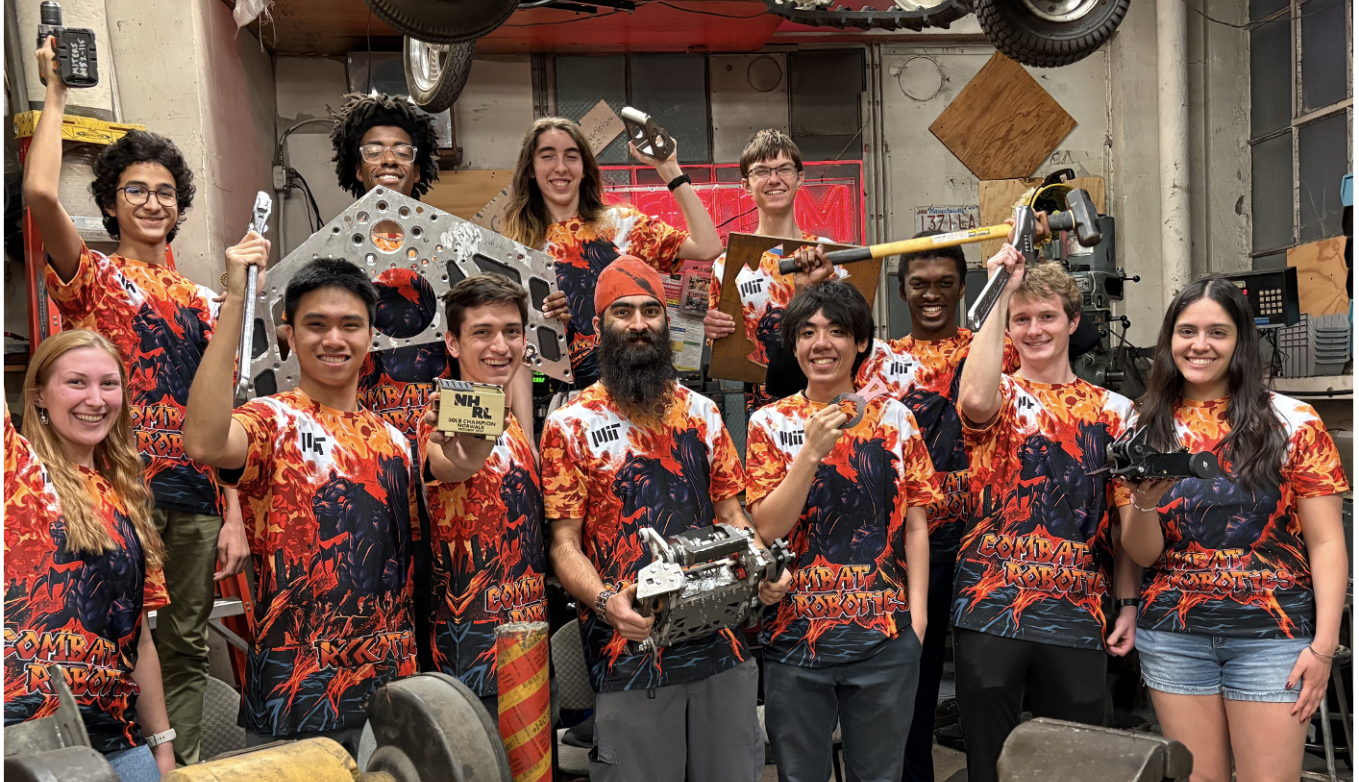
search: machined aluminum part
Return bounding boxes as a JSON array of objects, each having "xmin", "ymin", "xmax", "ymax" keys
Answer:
[{"xmin": 240, "ymin": 187, "xmax": 571, "ymax": 399}]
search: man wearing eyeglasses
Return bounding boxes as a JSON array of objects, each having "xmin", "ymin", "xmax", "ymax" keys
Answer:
[
  {"xmin": 704, "ymin": 130, "xmax": 846, "ymax": 413},
  {"xmin": 21, "ymin": 37, "xmax": 251, "ymax": 767}
]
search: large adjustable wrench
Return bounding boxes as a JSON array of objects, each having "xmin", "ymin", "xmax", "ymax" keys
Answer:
[{"xmin": 236, "ymin": 192, "xmax": 272, "ymax": 401}]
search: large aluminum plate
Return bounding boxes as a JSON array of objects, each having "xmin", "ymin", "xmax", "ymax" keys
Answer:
[{"xmin": 242, "ymin": 187, "xmax": 570, "ymax": 399}]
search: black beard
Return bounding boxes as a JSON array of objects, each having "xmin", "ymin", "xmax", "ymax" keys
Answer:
[{"xmin": 597, "ymin": 321, "xmax": 677, "ymax": 414}]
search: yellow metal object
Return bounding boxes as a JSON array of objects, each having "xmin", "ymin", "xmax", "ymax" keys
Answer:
[
  {"xmin": 160, "ymin": 738, "xmax": 364, "ymax": 782},
  {"xmin": 12, "ymin": 110, "xmax": 144, "ymax": 145}
]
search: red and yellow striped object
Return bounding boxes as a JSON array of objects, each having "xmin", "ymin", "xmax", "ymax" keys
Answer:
[{"xmin": 496, "ymin": 621, "xmax": 551, "ymax": 782}]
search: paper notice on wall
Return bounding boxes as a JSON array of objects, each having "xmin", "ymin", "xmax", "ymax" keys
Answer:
[
  {"xmin": 471, "ymin": 100, "xmax": 625, "ymax": 231},
  {"xmin": 663, "ymin": 268, "xmax": 712, "ymax": 373},
  {"xmin": 914, "ymin": 205, "xmax": 982, "ymax": 235}
]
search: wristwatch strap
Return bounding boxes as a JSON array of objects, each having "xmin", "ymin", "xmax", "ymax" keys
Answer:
[
  {"xmin": 594, "ymin": 587, "xmax": 618, "ymax": 619},
  {"xmin": 1115, "ymin": 598, "xmax": 1141, "ymax": 610},
  {"xmin": 145, "ymin": 728, "xmax": 176, "ymax": 747},
  {"xmin": 667, "ymin": 173, "xmax": 692, "ymax": 192}
]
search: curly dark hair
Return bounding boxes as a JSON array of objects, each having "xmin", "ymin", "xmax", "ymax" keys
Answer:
[
  {"xmin": 90, "ymin": 130, "xmax": 195, "ymax": 243},
  {"xmin": 330, "ymin": 93, "xmax": 440, "ymax": 200}
]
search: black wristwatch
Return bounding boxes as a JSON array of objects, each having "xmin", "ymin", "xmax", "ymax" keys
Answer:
[
  {"xmin": 667, "ymin": 173, "xmax": 692, "ymax": 192},
  {"xmin": 1115, "ymin": 598, "xmax": 1141, "ymax": 610}
]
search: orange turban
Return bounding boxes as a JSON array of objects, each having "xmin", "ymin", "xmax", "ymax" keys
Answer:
[{"xmin": 594, "ymin": 255, "xmax": 666, "ymax": 316}]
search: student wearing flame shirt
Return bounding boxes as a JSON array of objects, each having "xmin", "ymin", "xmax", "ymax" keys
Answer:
[
  {"xmin": 542, "ymin": 256, "xmax": 789, "ymax": 782},
  {"xmin": 185, "ymin": 249, "xmax": 418, "ymax": 754},
  {"xmin": 4, "ymin": 330, "xmax": 176, "ymax": 780},
  {"xmin": 416, "ymin": 274, "xmax": 546, "ymax": 718},
  {"xmin": 1121, "ymin": 277, "xmax": 1348, "ymax": 782},
  {"xmin": 953, "ymin": 248, "xmax": 1140, "ymax": 782},
  {"xmin": 745, "ymin": 281, "xmax": 937, "ymax": 782}
]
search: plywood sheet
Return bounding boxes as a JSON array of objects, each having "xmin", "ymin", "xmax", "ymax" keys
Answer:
[
  {"xmin": 929, "ymin": 53, "xmax": 1077, "ymax": 181},
  {"xmin": 424, "ymin": 170, "xmax": 514, "ymax": 222},
  {"xmin": 709, "ymin": 234, "xmax": 879, "ymax": 383},
  {"xmin": 978, "ymin": 176, "xmax": 1106, "ymax": 261},
  {"xmin": 1287, "ymin": 236, "xmax": 1350, "ymax": 317}
]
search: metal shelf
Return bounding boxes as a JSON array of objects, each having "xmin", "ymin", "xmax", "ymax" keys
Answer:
[{"xmin": 1268, "ymin": 374, "xmax": 1354, "ymax": 398}]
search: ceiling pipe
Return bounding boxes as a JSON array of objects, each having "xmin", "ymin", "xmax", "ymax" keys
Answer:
[{"xmin": 1157, "ymin": 0, "xmax": 1192, "ymax": 306}]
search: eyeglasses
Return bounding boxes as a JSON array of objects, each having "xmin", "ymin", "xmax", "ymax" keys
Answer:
[
  {"xmin": 747, "ymin": 164, "xmax": 799, "ymax": 182},
  {"xmin": 118, "ymin": 185, "xmax": 179, "ymax": 207},
  {"xmin": 359, "ymin": 143, "xmax": 417, "ymax": 163}
]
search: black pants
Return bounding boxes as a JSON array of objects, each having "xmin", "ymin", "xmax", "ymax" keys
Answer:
[
  {"xmin": 902, "ymin": 558, "xmax": 955, "ymax": 782},
  {"xmin": 952, "ymin": 627, "xmax": 1106, "ymax": 782}
]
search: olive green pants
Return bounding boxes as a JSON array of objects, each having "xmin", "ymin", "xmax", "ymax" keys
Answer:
[{"xmin": 151, "ymin": 508, "xmax": 221, "ymax": 767}]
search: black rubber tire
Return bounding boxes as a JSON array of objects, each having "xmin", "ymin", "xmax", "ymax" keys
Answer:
[
  {"xmin": 404, "ymin": 38, "xmax": 476, "ymax": 113},
  {"xmin": 364, "ymin": 0, "xmax": 519, "ymax": 44},
  {"xmin": 974, "ymin": 0, "xmax": 1130, "ymax": 68}
]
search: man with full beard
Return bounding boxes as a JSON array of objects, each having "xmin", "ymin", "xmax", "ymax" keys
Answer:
[{"xmin": 541, "ymin": 256, "xmax": 790, "ymax": 782}]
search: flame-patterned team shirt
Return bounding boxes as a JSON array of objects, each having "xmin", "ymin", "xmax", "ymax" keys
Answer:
[
  {"xmin": 1139, "ymin": 394, "xmax": 1348, "ymax": 639},
  {"xmin": 221, "ymin": 390, "xmax": 419, "ymax": 736},
  {"xmin": 952, "ymin": 375, "xmax": 1135, "ymax": 650},
  {"xmin": 545, "ymin": 205, "xmax": 688, "ymax": 387},
  {"xmin": 416, "ymin": 413, "xmax": 546, "ymax": 696},
  {"xmin": 855, "ymin": 332, "xmax": 1020, "ymax": 560},
  {"xmin": 45, "ymin": 245, "xmax": 223, "ymax": 515},
  {"xmin": 3, "ymin": 405, "xmax": 170, "ymax": 753},
  {"xmin": 541, "ymin": 383, "xmax": 748, "ymax": 692},
  {"xmin": 746, "ymin": 394, "xmax": 939, "ymax": 666}
]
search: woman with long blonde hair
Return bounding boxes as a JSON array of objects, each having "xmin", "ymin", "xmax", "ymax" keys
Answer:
[
  {"xmin": 5, "ymin": 329, "xmax": 176, "ymax": 780},
  {"xmin": 503, "ymin": 116, "xmax": 723, "ymax": 393}
]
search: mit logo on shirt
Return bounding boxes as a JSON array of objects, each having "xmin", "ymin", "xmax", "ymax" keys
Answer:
[
  {"xmin": 739, "ymin": 278, "xmax": 764, "ymax": 298},
  {"xmin": 891, "ymin": 360, "xmax": 914, "ymax": 376},
  {"xmin": 591, "ymin": 423, "xmax": 622, "ymax": 449},
  {"xmin": 301, "ymin": 431, "xmax": 328, "ymax": 455},
  {"xmin": 779, "ymin": 429, "xmax": 804, "ymax": 447}
]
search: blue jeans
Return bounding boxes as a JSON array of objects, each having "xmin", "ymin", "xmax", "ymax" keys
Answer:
[
  {"xmin": 105, "ymin": 744, "xmax": 161, "ymax": 782},
  {"xmin": 1135, "ymin": 627, "xmax": 1311, "ymax": 702}
]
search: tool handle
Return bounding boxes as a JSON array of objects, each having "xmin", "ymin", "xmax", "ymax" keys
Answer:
[
  {"xmin": 966, "ymin": 266, "xmax": 1011, "ymax": 332},
  {"xmin": 774, "ymin": 224, "xmax": 1012, "ymax": 275},
  {"xmin": 235, "ymin": 265, "xmax": 258, "ymax": 399}
]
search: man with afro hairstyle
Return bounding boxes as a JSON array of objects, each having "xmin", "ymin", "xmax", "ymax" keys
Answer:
[{"xmin": 23, "ymin": 37, "xmax": 251, "ymax": 766}]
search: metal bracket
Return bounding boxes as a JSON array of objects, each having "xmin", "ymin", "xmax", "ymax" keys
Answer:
[{"xmin": 240, "ymin": 187, "xmax": 571, "ymax": 400}]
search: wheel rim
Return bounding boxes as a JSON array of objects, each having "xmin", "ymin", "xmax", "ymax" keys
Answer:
[
  {"xmin": 1019, "ymin": 0, "xmax": 1099, "ymax": 23},
  {"xmin": 407, "ymin": 38, "xmax": 450, "ymax": 94}
]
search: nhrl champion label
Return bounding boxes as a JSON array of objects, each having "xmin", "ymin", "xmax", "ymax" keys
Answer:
[{"xmin": 436, "ymin": 380, "xmax": 506, "ymax": 439}]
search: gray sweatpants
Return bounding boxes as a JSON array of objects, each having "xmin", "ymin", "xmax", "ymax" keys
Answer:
[
  {"xmin": 590, "ymin": 658, "xmax": 764, "ymax": 782},
  {"xmin": 765, "ymin": 630, "xmax": 923, "ymax": 782}
]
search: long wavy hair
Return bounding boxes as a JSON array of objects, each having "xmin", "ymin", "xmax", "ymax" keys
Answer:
[
  {"xmin": 1136, "ymin": 276, "xmax": 1286, "ymax": 493},
  {"xmin": 22, "ymin": 330, "xmax": 162, "ymax": 567},
  {"xmin": 501, "ymin": 118, "xmax": 607, "ymax": 249}
]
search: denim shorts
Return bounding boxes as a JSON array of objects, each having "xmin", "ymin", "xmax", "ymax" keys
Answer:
[{"xmin": 1135, "ymin": 627, "xmax": 1311, "ymax": 703}]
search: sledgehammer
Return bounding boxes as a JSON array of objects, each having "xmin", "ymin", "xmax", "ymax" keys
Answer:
[{"xmin": 774, "ymin": 186, "xmax": 1102, "ymax": 277}]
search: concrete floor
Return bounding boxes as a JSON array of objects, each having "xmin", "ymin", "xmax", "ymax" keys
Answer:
[{"xmin": 757, "ymin": 742, "xmax": 968, "ymax": 782}]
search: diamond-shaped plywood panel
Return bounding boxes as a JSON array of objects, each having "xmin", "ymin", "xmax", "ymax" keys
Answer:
[{"xmin": 928, "ymin": 53, "xmax": 1076, "ymax": 181}]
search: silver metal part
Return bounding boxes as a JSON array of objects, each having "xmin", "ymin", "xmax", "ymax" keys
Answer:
[
  {"xmin": 3, "ymin": 667, "xmax": 91, "ymax": 756},
  {"xmin": 240, "ymin": 187, "xmax": 571, "ymax": 400},
  {"xmin": 831, "ymin": 392, "xmax": 867, "ymax": 429},
  {"xmin": 620, "ymin": 106, "xmax": 676, "ymax": 161},
  {"xmin": 630, "ymin": 523, "xmax": 793, "ymax": 655},
  {"xmin": 967, "ymin": 205, "xmax": 1035, "ymax": 332},
  {"xmin": 236, "ymin": 192, "xmax": 272, "ymax": 401}
]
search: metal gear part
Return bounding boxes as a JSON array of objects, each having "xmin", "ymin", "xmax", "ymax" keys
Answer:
[{"xmin": 761, "ymin": 0, "xmax": 972, "ymax": 31}]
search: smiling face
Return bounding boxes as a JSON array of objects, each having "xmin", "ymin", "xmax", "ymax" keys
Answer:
[
  {"xmin": 284, "ymin": 287, "xmax": 373, "ymax": 391},
  {"xmin": 902, "ymin": 256, "xmax": 964, "ymax": 340},
  {"xmin": 1007, "ymin": 293, "xmax": 1078, "ymax": 368},
  {"xmin": 36, "ymin": 346, "xmax": 124, "ymax": 466},
  {"xmin": 743, "ymin": 152, "xmax": 803, "ymax": 215},
  {"xmin": 532, "ymin": 128, "xmax": 584, "ymax": 218},
  {"xmin": 1172, "ymin": 296, "xmax": 1238, "ymax": 401},
  {"xmin": 106, "ymin": 162, "xmax": 179, "ymax": 247},
  {"xmin": 447, "ymin": 301, "xmax": 526, "ymax": 387},
  {"xmin": 795, "ymin": 310, "xmax": 868, "ymax": 393},
  {"xmin": 355, "ymin": 126, "xmax": 421, "ymax": 196}
]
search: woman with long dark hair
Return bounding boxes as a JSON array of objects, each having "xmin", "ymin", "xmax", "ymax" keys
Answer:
[
  {"xmin": 1122, "ymin": 277, "xmax": 1348, "ymax": 782},
  {"xmin": 4, "ymin": 329, "xmax": 175, "ymax": 780}
]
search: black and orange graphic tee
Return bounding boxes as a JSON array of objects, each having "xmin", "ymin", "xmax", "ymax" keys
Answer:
[
  {"xmin": 4, "ymin": 405, "xmax": 170, "ymax": 752},
  {"xmin": 1139, "ymin": 394, "xmax": 1348, "ymax": 639},
  {"xmin": 45, "ymin": 245, "xmax": 222, "ymax": 515},
  {"xmin": 222, "ymin": 390, "xmax": 419, "ymax": 736},
  {"xmin": 856, "ymin": 332, "xmax": 1019, "ymax": 560},
  {"xmin": 541, "ymin": 383, "xmax": 747, "ymax": 692},
  {"xmin": 545, "ymin": 206, "xmax": 688, "ymax": 386},
  {"xmin": 417, "ymin": 413, "xmax": 546, "ymax": 696},
  {"xmin": 952, "ymin": 375, "xmax": 1134, "ymax": 650},
  {"xmin": 746, "ymin": 394, "xmax": 938, "ymax": 666}
]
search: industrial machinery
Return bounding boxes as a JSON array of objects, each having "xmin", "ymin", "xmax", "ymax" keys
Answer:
[{"xmin": 632, "ymin": 524, "xmax": 793, "ymax": 655}]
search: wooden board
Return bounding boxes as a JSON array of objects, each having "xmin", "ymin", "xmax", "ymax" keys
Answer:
[
  {"xmin": 1287, "ymin": 236, "xmax": 1350, "ymax": 317},
  {"xmin": 708, "ymin": 233, "xmax": 880, "ymax": 384},
  {"xmin": 977, "ymin": 176, "xmax": 1106, "ymax": 262},
  {"xmin": 424, "ymin": 170, "xmax": 514, "ymax": 222},
  {"xmin": 929, "ymin": 53, "xmax": 1077, "ymax": 182}
]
